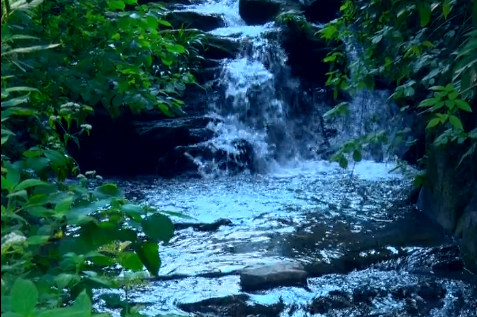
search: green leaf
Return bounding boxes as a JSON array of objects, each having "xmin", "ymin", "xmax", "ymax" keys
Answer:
[
  {"xmin": 134, "ymin": 242, "xmax": 161, "ymax": 276},
  {"xmin": 1, "ymin": 44, "xmax": 60, "ymax": 57},
  {"xmin": 429, "ymin": 86, "xmax": 446, "ymax": 91},
  {"xmin": 352, "ymin": 149, "xmax": 362, "ymax": 162},
  {"xmin": 6, "ymin": 165, "xmax": 21, "ymax": 190},
  {"xmin": 449, "ymin": 115, "xmax": 464, "ymax": 130},
  {"xmin": 442, "ymin": 0, "xmax": 451, "ymax": 19},
  {"xmin": 108, "ymin": 0, "xmax": 126, "ymax": 10},
  {"xmin": 418, "ymin": 2, "xmax": 431, "ymax": 27},
  {"xmin": 454, "ymin": 99, "xmax": 472, "ymax": 112},
  {"xmin": 10, "ymin": 278, "xmax": 38, "ymax": 317},
  {"xmin": 166, "ymin": 44, "xmax": 186, "ymax": 54},
  {"xmin": 118, "ymin": 252, "xmax": 144, "ymax": 271},
  {"xmin": 157, "ymin": 19, "xmax": 172, "ymax": 27},
  {"xmin": 72, "ymin": 290, "xmax": 92, "ymax": 317},
  {"xmin": 44, "ymin": 150, "xmax": 67, "ymax": 166},
  {"xmin": 418, "ymin": 98, "xmax": 436, "ymax": 107},
  {"xmin": 14, "ymin": 179, "xmax": 50, "ymax": 191},
  {"xmin": 141, "ymin": 213, "xmax": 174, "ymax": 243},
  {"xmin": 55, "ymin": 273, "xmax": 79, "ymax": 290},
  {"xmin": 426, "ymin": 118, "xmax": 441, "ymax": 129},
  {"xmin": 26, "ymin": 235, "xmax": 50, "ymax": 245},
  {"xmin": 339, "ymin": 156, "xmax": 348, "ymax": 169},
  {"xmin": 95, "ymin": 184, "xmax": 120, "ymax": 197},
  {"xmin": 55, "ymin": 196, "xmax": 74, "ymax": 214},
  {"xmin": 123, "ymin": 0, "xmax": 137, "ymax": 4},
  {"xmin": 448, "ymin": 90, "xmax": 459, "ymax": 100},
  {"xmin": 445, "ymin": 100, "xmax": 455, "ymax": 109}
]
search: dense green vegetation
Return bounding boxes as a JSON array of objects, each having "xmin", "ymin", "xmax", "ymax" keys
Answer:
[
  {"xmin": 320, "ymin": 0, "xmax": 476, "ymax": 179},
  {"xmin": 1, "ymin": 0, "xmax": 202, "ymax": 316}
]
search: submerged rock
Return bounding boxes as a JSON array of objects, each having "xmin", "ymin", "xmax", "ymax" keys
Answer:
[
  {"xmin": 174, "ymin": 218, "xmax": 234, "ymax": 232},
  {"xmin": 239, "ymin": 261, "xmax": 308, "ymax": 291},
  {"xmin": 178, "ymin": 294, "xmax": 285, "ymax": 317}
]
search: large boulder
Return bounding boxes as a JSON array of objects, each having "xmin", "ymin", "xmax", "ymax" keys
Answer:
[
  {"xmin": 303, "ymin": 0, "xmax": 342, "ymax": 24},
  {"xmin": 239, "ymin": 261, "xmax": 308, "ymax": 291},
  {"xmin": 165, "ymin": 11, "xmax": 225, "ymax": 31},
  {"xmin": 239, "ymin": 0, "xmax": 281, "ymax": 25}
]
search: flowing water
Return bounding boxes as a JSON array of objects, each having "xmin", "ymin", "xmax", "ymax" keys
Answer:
[{"xmin": 97, "ymin": 1, "xmax": 477, "ymax": 316}]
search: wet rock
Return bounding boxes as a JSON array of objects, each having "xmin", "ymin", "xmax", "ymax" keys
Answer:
[
  {"xmin": 303, "ymin": 0, "xmax": 342, "ymax": 24},
  {"xmin": 174, "ymin": 218, "xmax": 234, "ymax": 232},
  {"xmin": 165, "ymin": 11, "xmax": 225, "ymax": 32},
  {"xmin": 178, "ymin": 295, "xmax": 285, "ymax": 317},
  {"xmin": 455, "ymin": 200, "xmax": 477, "ymax": 273},
  {"xmin": 205, "ymin": 34, "xmax": 243, "ymax": 59},
  {"xmin": 239, "ymin": 261, "xmax": 307, "ymax": 291},
  {"xmin": 239, "ymin": 0, "xmax": 281, "ymax": 25},
  {"xmin": 156, "ymin": 138, "xmax": 256, "ymax": 177},
  {"xmin": 309, "ymin": 291, "xmax": 352, "ymax": 314}
]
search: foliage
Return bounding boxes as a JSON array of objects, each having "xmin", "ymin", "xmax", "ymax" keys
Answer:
[
  {"xmin": 319, "ymin": 0, "xmax": 476, "ymax": 176},
  {"xmin": 1, "ymin": 0, "xmax": 202, "ymax": 316}
]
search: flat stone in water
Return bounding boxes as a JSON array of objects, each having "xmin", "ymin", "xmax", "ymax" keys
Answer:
[{"xmin": 239, "ymin": 261, "xmax": 307, "ymax": 291}]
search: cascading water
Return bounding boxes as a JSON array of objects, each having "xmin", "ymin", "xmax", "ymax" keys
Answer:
[{"xmin": 177, "ymin": 1, "xmax": 328, "ymax": 176}]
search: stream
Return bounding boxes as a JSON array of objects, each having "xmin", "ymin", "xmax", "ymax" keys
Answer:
[{"xmin": 98, "ymin": 160, "xmax": 476, "ymax": 317}]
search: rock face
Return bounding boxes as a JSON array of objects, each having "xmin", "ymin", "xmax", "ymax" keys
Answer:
[
  {"xmin": 165, "ymin": 11, "xmax": 225, "ymax": 31},
  {"xmin": 239, "ymin": 0, "xmax": 281, "ymax": 25},
  {"xmin": 239, "ymin": 261, "xmax": 307, "ymax": 291},
  {"xmin": 276, "ymin": 19, "xmax": 331, "ymax": 88},
  {"xmin": 417, "ymin": 134, "xmax": 477, "ymax": 273}
]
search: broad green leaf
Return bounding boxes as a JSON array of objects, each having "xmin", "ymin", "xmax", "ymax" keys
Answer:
[
  {"xmin": 10, "ymin": 278, "xmax": 38, "ymax": 317},
  {"xmin": 337, "ymin": 155, "xmax": 348, "ymax": 169},
  {"xmin": 444, "ymin": 100, "xmax": 455, "ymax": 109},
  {"xmin": 166, "ymin": 44, "xmax": 186, "ymax": 54},
  {"xmin": 449, "ymin": 115, "xmax": 464, "ymax": 130},
  {"xmin": 14, "ymin": 179, "xmax": 50, "ymax": 191},
  {"xmin": 108, "ymin": 0, "xmax": 126, "ymax": 10},
  {"xmin": 157, "ymin": 19, "xmax": 172, "ymax": 27},
  {"xmin": 95, "ymin": 183, "xmax": 120, "ymax": 197},
  {"xmin": 123, "ymin": 0, "xmax": 138, "ymax": 4},
  {"xmin": 418, "ymin": 2, "xmax": 431, "ymax": 27},
  {"xmin": 44, "ymin": 150, "xmax": 68, "ymax": 166},
  {"xmin": 72, "ymin": 290, "xmax": 92, "ymax": 317},
  {"xmin": 134, "ymin": 242, "xmax": 161, "ymax": 276},
  {"xmin": 55, "ymin": 196, "xmax": 74, "ymax": 214},
  {"xmin": 26, "ymin": 235, "xmax": 50, "ymax": 245},
  {"xmin": 1, "ymin": 94, "xmax": 30, "ymax": 107},
  {"xmin": 442, "ymin": 0, "xmax": 451, "ymax": 18},
  {"xmin": 448, "ymin": 90, "xmax": 459, "ymax": 100},
  {"xmin": 418, "ymin": 98, "xmax": 436, "ymax": 107},
  {"xmin": 426, "ymin": 118, "xmax": 441, "ymax": 129},
  {"xmin": 1, "ymin": 135, "xmax": 10, "ymax": 145},
  {"xmin": 141, "ymin": 213, "xmax": 174, "ymax": 243},
  {"xmin": 118, "ymin": 252, "xmax": 144, "ymax": 271},
  {"xmin": 55, "ymin": 273, "xmax": 80, "ymax": 290},
  {"xmin": 352, "ymin": 149, "xmax": 362, "ymax": 162},
  {"xmin": 454, "ymin": 99, "xmax": 473, "ymax": 112},
  {"xmin": 6, "ymin": 165, "xmax": 21, "ymax": 190}
]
